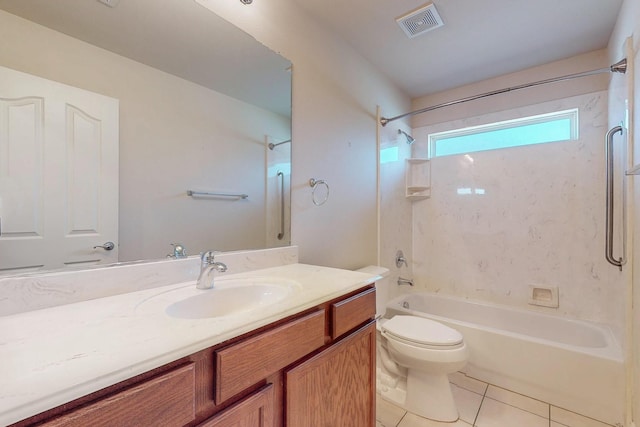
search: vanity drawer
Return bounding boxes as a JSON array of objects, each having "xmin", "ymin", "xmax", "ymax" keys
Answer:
[
  {"xmin": 215, "ymin": 309, "xmax": 325, "ymax": 404},
  {"xmin": 331, "ymin": 287, "xmax": 376, "ymax": 339},
  {"xmin": 198, "ymin": 383, "xmax": 274, "ymax": 427},
  {"xmin": 42, "ymin": 363, "xmax": 195, "ymax": 427}
]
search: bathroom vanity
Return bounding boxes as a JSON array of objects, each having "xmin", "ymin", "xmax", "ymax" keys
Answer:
[{"xmin": 1, "ymin": 262, "xmax": 378, "ymax": 427}]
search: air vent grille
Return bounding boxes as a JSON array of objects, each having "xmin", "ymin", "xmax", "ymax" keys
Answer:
[{"xmin": 396, "ymin": 3, "xmax": 444, "ymax": 39}]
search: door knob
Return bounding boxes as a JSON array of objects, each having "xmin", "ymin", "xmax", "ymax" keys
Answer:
[{"xmin": 93, "ymin": 241, "xmax": 115, "ymax": 251}]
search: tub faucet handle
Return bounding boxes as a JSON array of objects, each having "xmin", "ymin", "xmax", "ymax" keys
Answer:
[{"xmin": 395, "ymin": 250, "xmax": 408, "ymax": 268}]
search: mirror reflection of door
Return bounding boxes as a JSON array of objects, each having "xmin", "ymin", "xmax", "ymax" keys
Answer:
[{"xmin": 0, "ymin": 65, "xmax": 119, "ymax": 273}]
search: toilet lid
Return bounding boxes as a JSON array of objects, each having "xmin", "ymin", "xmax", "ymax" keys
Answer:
[{"xmin": 382, "ymin": 315, "xmax": 463, "ymax": 346}]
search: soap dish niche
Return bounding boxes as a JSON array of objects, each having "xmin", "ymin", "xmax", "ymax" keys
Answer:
[{"xmin": 528, "ymin": 285, "xmax": 559, "ymax": 308}]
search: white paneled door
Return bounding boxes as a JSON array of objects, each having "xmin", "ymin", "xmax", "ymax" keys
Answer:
[{"xmin": 0, "ymin": 66, "xmax": 119, "ymax": 273}]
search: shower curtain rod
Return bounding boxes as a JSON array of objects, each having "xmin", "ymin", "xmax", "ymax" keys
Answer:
[
  {"xmin": 380, "ymin": 58, "xmax": 627, "ymax": 126},
  {"xmin": 268, "ymin": 139, "xmax": 291, "ymax": 150}
]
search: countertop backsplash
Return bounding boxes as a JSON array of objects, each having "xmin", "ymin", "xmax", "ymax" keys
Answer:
[{"xmin": 0, "ymin": 246, "xmax": 298, "ymax": 316}]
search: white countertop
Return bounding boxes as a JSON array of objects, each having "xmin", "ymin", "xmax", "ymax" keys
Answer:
[{"xmin": 0, "ymin": 263, "xmax": 378, "ymax": 426}]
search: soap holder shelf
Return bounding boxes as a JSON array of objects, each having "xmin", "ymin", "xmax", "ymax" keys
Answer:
[
  {"xmin": 625, "ymin": 164, "xmax": 640, "ymax": 176},
  {"xmin": 405, "ymin": 158, "xmax": 431, "ymax": 200}
]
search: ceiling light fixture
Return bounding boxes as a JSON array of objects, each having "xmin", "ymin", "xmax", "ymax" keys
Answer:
[{"xmin": 240, "ymin": 0, "xmax": 253, "ymax": 4}]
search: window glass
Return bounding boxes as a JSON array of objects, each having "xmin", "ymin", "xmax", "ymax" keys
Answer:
[
  {"xmin": 429, "ymin": 109, "xmax": 578, "ymax": 158},
  {"xmin": 380, "ymin": 146, "xmax": 399, "ymax": 164}
]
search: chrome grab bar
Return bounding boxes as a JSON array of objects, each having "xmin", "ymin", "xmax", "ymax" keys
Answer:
[
  {"xmin": 277, "ymin": 171, "xmax": 285, "ymax": 240},
  {"xmin": 605, "ymin": 125, "xmax": 625, "ymax": 271},
  {"xmin": 187, "ymin": 190, "xmax": 248, "ymax": 199}
]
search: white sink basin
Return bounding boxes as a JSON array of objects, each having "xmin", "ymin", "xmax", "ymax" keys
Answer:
[{"xmin": 164, "ymin": 278, "xmax": 301, "ymax": 319}]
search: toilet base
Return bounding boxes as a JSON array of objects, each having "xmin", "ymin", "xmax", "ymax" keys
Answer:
[
  {"xmin": 404, "ymin": 370, "xmax": 458, "ymax": 422},
  {"xmin": 377, "ymin": 367, "xmax": 407, "ymax": 405}
]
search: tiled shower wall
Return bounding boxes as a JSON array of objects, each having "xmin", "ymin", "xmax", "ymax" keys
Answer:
[
  {"xmin": 379, "ymin": 122, "xmax": 414, "ymax": 306},
  {"xmin": 411, "ymin": 91, "xmax": 626, "ymax": 342}
]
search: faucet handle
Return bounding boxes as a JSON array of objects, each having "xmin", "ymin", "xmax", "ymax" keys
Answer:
[
  {"xmin": 395, "ymin": 250, "xmax": 408, "ymax": 268},
  {"xmin": 169, "ymin": 243, "xmax": 187, "ymax": 258},
  {"xmin": 200, "ymin": 250, "xmax": 221, "ymax": 263},
  {"xmin": 201, "ymin": 250, "xmax": 213, "ymax": 263}
]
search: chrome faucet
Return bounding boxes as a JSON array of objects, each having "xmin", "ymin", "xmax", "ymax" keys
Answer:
[
  {"xmin": 196, "ymin": 251, "xmax": 228, "ymax": 289},
  {"xmin": 167, "ymin": 243, "xmax": 187, "ymax": 259}
]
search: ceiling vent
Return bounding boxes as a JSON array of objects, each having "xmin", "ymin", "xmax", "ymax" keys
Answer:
[{"xmin": 396, "ymin": 3, "xmax": 444, "ymax": 39}]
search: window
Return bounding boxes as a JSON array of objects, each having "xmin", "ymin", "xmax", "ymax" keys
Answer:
[
  {"xmin": 428, "ymin": 109, "xmax": 578, "ymax": 158},
  {"xmin": 380, "ymin": 146, "xmax": 399, "ymax": 164}
]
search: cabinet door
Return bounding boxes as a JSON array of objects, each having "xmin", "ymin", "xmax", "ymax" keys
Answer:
[
  {"xmin": 198, "ymin": 384, "xmax": 273, "ymax": 427},
  {"xmin": 285, "ymin": 321, "xmax": 375, "ymax": 427}
]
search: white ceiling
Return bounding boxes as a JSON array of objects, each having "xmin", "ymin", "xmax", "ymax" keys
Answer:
[
  {"xmin": 291, "ymin": 0, "xmax": 624, "ymax": 98},
  {"xmin": 0, "ymin": 0, "xmax": 624, "ymax": 104}
]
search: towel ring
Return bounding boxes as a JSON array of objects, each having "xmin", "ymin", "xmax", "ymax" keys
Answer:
[{"xmin": 309, "ymin": 178, "xmax": 330, "ymax": 206}]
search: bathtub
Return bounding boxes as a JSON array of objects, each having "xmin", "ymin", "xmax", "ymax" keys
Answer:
[{"xmin": 386, "ymin": 292, "xmax": 624, "ymax": 426}]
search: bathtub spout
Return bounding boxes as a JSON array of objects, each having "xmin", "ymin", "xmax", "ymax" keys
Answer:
[{"xmin": 397, "ymin": 277, "xmax": 413, "ymax": 286}]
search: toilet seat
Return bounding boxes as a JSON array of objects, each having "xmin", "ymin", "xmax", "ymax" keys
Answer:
[{"xmin": 382, "ymin": 315, "xmax": 463, "ymax": 348}]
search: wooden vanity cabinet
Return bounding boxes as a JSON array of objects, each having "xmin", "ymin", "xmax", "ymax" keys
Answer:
[
  {"xmin": 14, "ymin": 285, "xmax": 376, "ymax": 427},
  {"xmin": 214, "ymin": 310, "xmax": 326, "ymax": 403},
  {"xmin": 285, "ymin": 286, "xmax": 376, "ymax": 426},
  {"xmin": 197, "ymin": 384, "xmax": 274, "ymax": 427},
  {"xmin": 38, "ymin": 364, "xmax": 197, "ymax": 427},
  {"xmin": 285, "ymin": 322, "xmax": 376, "ymax": 427}
]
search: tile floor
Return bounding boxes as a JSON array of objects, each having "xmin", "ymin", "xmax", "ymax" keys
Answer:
[{"xmin": 376, "ymin": 372, "xmax": 616, "ymax": 427}]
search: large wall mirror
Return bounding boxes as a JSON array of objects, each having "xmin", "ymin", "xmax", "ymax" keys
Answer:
[{"xmin": 0, "ymin": 0, "xmax": 292, "ymax": 275}]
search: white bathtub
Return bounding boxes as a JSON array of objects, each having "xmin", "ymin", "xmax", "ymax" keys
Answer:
[{"xmin": 386, "ymin": 292, "xmax": 625, "ymax": 426}]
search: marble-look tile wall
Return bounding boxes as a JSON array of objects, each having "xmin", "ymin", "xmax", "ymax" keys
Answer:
[
  {"xmin": 378, "ymin": 122, "xmax": 414, "ymax": 306},
  {"xmin": 411, "ymin": 91, "xmax": 626, "ymax": 340},
  {"xmin": 0, "ymin": 246, "xmax": 298, "ymax": 316}
]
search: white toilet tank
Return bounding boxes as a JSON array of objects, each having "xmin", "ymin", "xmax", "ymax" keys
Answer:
[{"xmin": 355, "ymin": 265, "xmax": 390, "ymax": 318}]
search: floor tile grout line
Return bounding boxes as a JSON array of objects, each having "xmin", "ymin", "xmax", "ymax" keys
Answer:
[
  {"xmin": 486, "ymin": 383, "xmax": 550, "ymax": 406},
  {"xmin": 380, "ymin": 376, "xmax": 614, "ymax": 427},
  {"xmin": 450, "ymin": 381, "xmax": 488, "ymax": 397},
  {"xmin": 482, "ymin": 395, "xmax": 550, "ymax": 422},
  {"xmin": 472, "ymin": 378, "xmax": 552, "ymax": 422},
  {"xmin": 471, "ymin": 383, "xmax": 489, "ymax": 427},
  {"xmin": 395, "ymin": 411, "xmax": 408, "ymax": 427}
]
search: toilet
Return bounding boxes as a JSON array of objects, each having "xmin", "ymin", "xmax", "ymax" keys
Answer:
[{"xmin": 357, "ymin": 266, "xmax": 468, "ymax": 422}]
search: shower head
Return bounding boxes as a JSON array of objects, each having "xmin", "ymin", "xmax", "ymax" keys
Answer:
[
  {"xmin": 398, "ymin": 129, "xmax": 415, "ymax": 144},
  {"xmin": 268, "ymin": 139, "xmax": 291, "ymax": 150}
]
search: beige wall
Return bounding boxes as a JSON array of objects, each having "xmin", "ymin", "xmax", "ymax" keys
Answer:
[
  {"xmin": 194, "ymin": 0, "xmax": 410, "ymax": 269},
  {"xmin": 0, "ymin": 10, "xmax": 291, "ymax": 261},
  {"xmin": 608, "ymin": 0, "xmax": 640, "ymax": 424}
]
